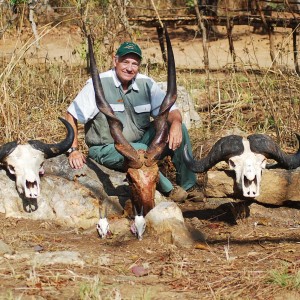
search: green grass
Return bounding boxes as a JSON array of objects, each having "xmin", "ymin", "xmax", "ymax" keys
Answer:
[
  {"xmin": 79, "ymin": 275, "xmax": 103, "ymax": 300},
  {"xmin": 266, "ymin": 265, "xmax": 300, "ymax": 289}
]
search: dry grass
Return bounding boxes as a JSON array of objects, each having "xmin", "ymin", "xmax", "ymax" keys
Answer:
[
  {"xmin": 1, "ymin": 34, "xmax": 300, "ymax": 156},
  {"xmin": 0, "ymin": 57, "xmax": 85, "ymax": 142},
  {"xmin": 179, "ymin": 68, "xmax": 300, "ymax": 159}
]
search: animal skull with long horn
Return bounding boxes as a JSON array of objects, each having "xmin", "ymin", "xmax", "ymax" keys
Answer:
[
  {"xmin": 0, "ymin": 117, "xmax": 74, "ymax": 198},
  {"xmin": 183, "ymin": 134, "xmax": 300, "ymax": 198},
  {"xmin": 88, "ymin": 26, "xmax": 177, "ymax": 215}
]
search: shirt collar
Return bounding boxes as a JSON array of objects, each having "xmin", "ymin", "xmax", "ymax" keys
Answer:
[{"xmin": 112, "ymin": 68, "xmax": 139, "ymax": 91}]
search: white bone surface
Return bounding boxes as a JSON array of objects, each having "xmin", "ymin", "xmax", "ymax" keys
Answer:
[
  {"xmin": 228, "ymin": 139, "xmax": 266, "ymax": 197},
  {"xmin": 4, "ymin": 144, "xmax": 45, "ymax": 198}
]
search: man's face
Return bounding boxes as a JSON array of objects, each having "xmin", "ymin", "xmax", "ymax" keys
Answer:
[{"xmin": 114, "ymin": 53, "xmax": 141, "ymax": 85}]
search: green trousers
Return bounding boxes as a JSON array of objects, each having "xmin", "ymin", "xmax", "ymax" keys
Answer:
[{"xmin": 89, "ymin": 124, "xmax": 196, "ymax": 193}]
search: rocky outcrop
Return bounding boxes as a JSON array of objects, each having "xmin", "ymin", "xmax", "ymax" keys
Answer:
[
  {"xmin": 145, "ymin": 202, "xmax": 198, "ymax": 248},
  {"xmin": 0, "ymin": 169, "xmax": 100, "ymax": 229},
  {"xmin": 0, "ymin": 155, "xmax": 129, "ymax": 229}
]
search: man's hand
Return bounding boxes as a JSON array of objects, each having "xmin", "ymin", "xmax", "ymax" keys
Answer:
[
  {"xmin": 68, "ymin": 150, "xmax": 86, "ymax": 169},
  {"xmin": 65, "ymin": 112, "xmax": 86, "ymax": 169},
  {"xmin": 167, "ymin": 109, "xmax": 183, "ymax": 151},
  {"xmin": 168, "ymin": 120, "xmax": 183, "ymax": 150}
]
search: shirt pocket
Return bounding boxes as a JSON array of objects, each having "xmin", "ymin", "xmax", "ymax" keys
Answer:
[
  {"xmin": 110, "ymin": 103, "xmax": 125, "ymax": 112},
  {"xmin": 133, "ymin": 104, "xmax": 151, "ymax": 129},
  {"xmin": 133, "ymin": 104, "xmax": 151, "ymax": 113}
]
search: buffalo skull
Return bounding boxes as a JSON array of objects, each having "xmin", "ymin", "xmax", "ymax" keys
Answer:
[
  {"xmin": 88, "ymin": 25, "xmax": 177, "ymax": 215},
  {"xmin": 183, "ymin": 134, "xmax": 300, "ymax": 198},
  {"xmin": 0, "ymin": 117, "xmax": 74, "ymax": 198}
]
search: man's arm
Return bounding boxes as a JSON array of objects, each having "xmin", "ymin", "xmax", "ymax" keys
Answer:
[
  {"xmin": 148, "ymin": 79, "xmax": 183, "ymax": 150},
  {"xmin": 65, "ymin": 112, "xmax": 86, "ymax": 169},
  {"xmin": 167, "ymin": 109, "xmax": 183, "ymax": 151}
]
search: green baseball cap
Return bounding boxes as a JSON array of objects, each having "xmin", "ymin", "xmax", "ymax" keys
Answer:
[{"xmin": 116, "ymin": 42, "xmax": 142, "ymax": 59}]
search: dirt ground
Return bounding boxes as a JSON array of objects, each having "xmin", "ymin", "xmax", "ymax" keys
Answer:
[
  {"xmin": 0, "ymin": 22, "xmax": 297, "ymax": 70},
  {"xmin": 1, "ymin": 199, "xmax": 300, "ymax": 299},
  {"xmin": 1, "ymin": 23, "xmax": 300, "ymax": 299}
]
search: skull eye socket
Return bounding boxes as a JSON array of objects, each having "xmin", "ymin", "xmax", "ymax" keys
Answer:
[
  {"xmin": 228, "ymin": 159, "xmax": 235, "ymax": 168},
  {"xmin": 7, "ymin": 164, "xmax": 15, "ymax": 174}
]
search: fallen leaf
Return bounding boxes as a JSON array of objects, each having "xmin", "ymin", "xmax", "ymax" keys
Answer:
[{"xmin": 194, "ymin": 243, "xmax": 209, "ymax": 250}]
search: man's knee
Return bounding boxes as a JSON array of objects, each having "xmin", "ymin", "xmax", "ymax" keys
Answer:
[{"xmin": 89, "ymin": 145, "xmax": 124, "ymax": 167}]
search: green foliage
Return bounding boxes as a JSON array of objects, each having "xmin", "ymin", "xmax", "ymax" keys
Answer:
[
  {"xmin": 185, "ymin": 0, "xmax": 195, "ymax": 8},
  {"xmin": 267, "ymin": 116, "xmax": 275, "ymax": 128},
  {"xmin": 268, "ymin": 2, "xmax": 285, "ymax": 11},
  {"xmin": 10, "ymin": 0, "xmax": 27, "ymax": 5},
  {"xmin": 79, "ymin": 276, "xmax": 103, "ymax": 300},
  {"xmin": 266, "ymin": 266, "xmax": 300, "ymax": 289}
]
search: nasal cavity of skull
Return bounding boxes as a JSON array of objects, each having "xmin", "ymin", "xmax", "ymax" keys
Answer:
[
  {"xmin": 26, "ymin": 180, "xmax": 37, "ymax": 196},
  {"xmin": 244, "ymin": 175, "xmax": 258, "ymax": 196}
]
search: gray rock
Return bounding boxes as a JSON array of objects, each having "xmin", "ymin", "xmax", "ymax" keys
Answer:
[
  {"xmin": 31, "ymin": 251, "xmax": 85, "ymax": 267},
  {"xmin": 109, "ymin": 218, "xmax": 131, "ymax": 237},
  {"xmin": 146, "ymin": 202, "xmax": 195, "ymax": 248},
  {"xmin": 5, "ymin": 250, "xmax": 85, "ymax": 267},
  {"xmin": 0, "ymin": 170, "xmax": 100, "ymax": 229},
  {"xmin": 44, "ymin": 155, "xmax": 132, "ymax": 216}
]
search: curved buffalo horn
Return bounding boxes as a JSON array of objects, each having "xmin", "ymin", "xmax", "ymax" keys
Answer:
[
  {"xmin": 0, "ymin": 141, "xmax": 18, "ymax": 161},
  {"xmin": 28, "ymin": 117, "xmax": 74, "ymax": 158},
  {"xmin": 145, "ymin": 25, "xmax": 177, "ymax": 167},
  {"xmin": 248, "ymin": 133, "xmax": 300, "ymax": 169},
  {"xmin": 87, "ymin": 35, "xmax": 142, "ymax": 169},
  {"xmin": 183, "ymin": 135, "xmax": 245, "ymax": 173}
]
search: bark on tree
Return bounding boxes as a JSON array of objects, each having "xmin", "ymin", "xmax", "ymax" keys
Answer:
[{"xmin": 28, "ymin": 0, "xmax": 40, "ymax": 48}]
